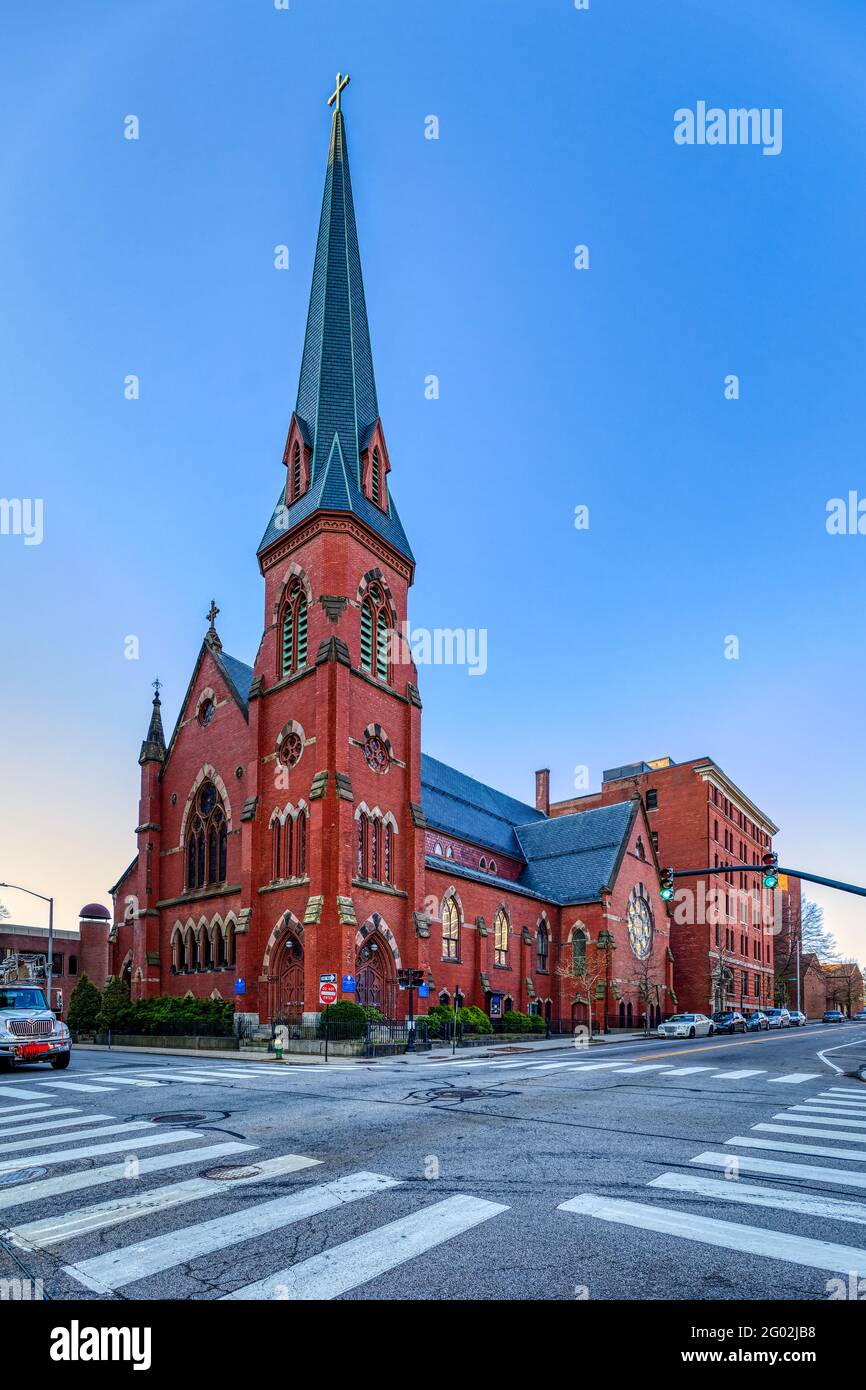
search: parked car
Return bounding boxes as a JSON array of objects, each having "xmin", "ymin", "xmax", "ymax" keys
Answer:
[
  {"xmin": 711, "ymin": 1009, "xmax": 747, "ymax": 1034},
  {"xmin": 854, "ymin": 1010, "xmax": 866, "ymax": 1021},
  {"xmin": 657, "ymin": 1013, "xmax": 714, "ymax": 1039},
  {"xmin": 0, "ymin": 985, "xmax": 71, "ymax": 1070},
  {"xmin": 744, "ymin": 1011, "xmax": 769, "ymax": 1031},
  {"xmin": 822, "ymin": 1009, "xmax": 845, "ymax": 1023},
  {"xmin": 787, "ymin": 1010, "xmax": 807, "ymax": 1027},
  {"xmin": 763, "ymin": 1008, "xmax": 791, "ymax": 1030}
]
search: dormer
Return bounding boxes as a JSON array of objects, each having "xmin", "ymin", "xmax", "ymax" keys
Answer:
[
  {"xmin": 282, "ymin": 413, "xmax": 313, "ymax": 505},
  {"xmin": 360, "ymin": 419, "xmax": 391, "ymax": 512}
]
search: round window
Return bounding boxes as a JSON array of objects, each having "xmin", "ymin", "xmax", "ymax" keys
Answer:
[
  {"xmin": 199, "ymin": 699, "xmax": 215, "ymax": 726},
  {"xmin": 280, "ymin": 732, "xmax": 303, "ymax": 767},
  {"xmin": 627, "ymin": 896, "xmax": 653, "ymax": 961},
  {"xmin": 363, "ymin": 734, "xmax": 389, "ymax": 773}
]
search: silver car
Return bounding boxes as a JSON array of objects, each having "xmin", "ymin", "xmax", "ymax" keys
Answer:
[
  {"xmin": 763, "ymin": 1007, "xmax": 791, "ymax": 1030},
  {"xmin": 787, "ymin": 1010, "xmax": 806, "ymax": 1027},
  {"xmin": 657, "ymin": 1012, "xmax": 714, "ymax": 1040}
]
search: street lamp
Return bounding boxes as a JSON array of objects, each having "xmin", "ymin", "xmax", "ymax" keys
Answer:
[{"xmin": 0, "ymin": 881, "xmax": 54, "ymax": 1006}]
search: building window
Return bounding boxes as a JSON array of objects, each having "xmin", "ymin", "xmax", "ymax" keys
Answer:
[
  {"xmin": 363, "ymin": 732, "xmax": 390, "ymax": 773},
  {"xmin": 272, "ymin": 820, "xmax": 281, "ymax": 880},
  {"xmin": 651, "ymin": 831, "xmax": 659, "ymax": 852},
  {"xmin": 291, "ymin": 440, "xmax": 303, "ymax": 501},
  {"xmin": 646, "ymin": 788, "xmax": 658, "ymax": 810},
  {"xmin": 445, "ymin": 845, "xmax": 454, "ymax": 859},
  {"xmin": 537, "ymin": 923, "xmax": 549, "ymax": 973},
  {"xmin": 186, "ymin": 781, "xmax": 227, "ymax": 891},
  {"xmin": 68, "ymin": 955, "xmax": 78, "ymax": 976},
  {"xmin": 358, "ymin": 813, "xmax": 369, "ymax": 879},
  {"xmin": 370, "ymin": 818, "xmax": 380, "ymax": 882},
  {"xmin": 198, "ymin": 698, "xmax": 215, "ymax": 726},
  {"xmin": 296, "ymin": 812, "xmax": 307, "ymax": 877},
  {"xmin": 488, "ymin": 859, "xmax": 497, "ymax": 875},
  {"xmin": 479, "ymin": 857, "xmax": 487, "ymax": 871},
  {"xmin": 433, "ymin": 841, "xmax": 443, "ymax": 857},
  {"xmin": 493, "ymin": 909, "xmax": 509, "ymax": 966},
  {"xmin": 280, "ymin": 579, "xmax": 308, "ymax": 676},
  {"xmin": 370, "ymin": 447, "xmax": 384, "ymax": 507},
  {"xmin": 360, "ymin": 583, "xmax": 390, "ymax": 682},
  {"xmin": 572, "ymin": 931, "xmax": 587, "ymax": 974},
  {"xmin": 442, "ymin": 896, "xmax": 460, "ymax": 961}
]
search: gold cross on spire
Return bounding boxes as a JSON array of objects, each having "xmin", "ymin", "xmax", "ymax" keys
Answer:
[{"xmin": 328, "ymin": 71, "xmax": 350, "ymax": 114}]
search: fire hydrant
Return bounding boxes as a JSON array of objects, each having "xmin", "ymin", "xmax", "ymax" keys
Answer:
[{"xmin": 274, "ymin": 1036, "xmax": 283, "ymax": 1062}]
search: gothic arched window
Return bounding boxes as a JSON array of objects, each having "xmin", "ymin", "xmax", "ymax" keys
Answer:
[
  {"xmin": 358, "ymin": 813, "xmax": 369, "ymax": 879},
  {"xmin": 371, "ymin": 447, "xmax": 383, "ymax": 507},
  {"xmin": 360, "ymin": 583, "xmax": 390, "ymax": 683},
  {"xmin": 186, "ymin": 781, "xmax": 228, "ymax": 891},
  {"xmin": 291, "ymin": 440, "xmax": 302, "ymax": 501},
  {"xmin": 384, "ymin": 823, "xmax": 394, "ymax": 884},
  {"xmin": 280, "ymin": 579, "xmax": 308, "ymax": 677},
  {"xmin": 442, "ymin": 896, "xmax": 460, "ymax": 961},
  {"xmin": 493, "ymin": 909, "xmax": 509, "ymax": 967},
  {"xmin": 537, "ymin": 922, "xmax": 549, "ymax": 973},
  {"xmin": 296, "ymin": 812, "xmax": 307, "ymax": 877},
  {"xmin": 272, "ymin": 820, "xmax": 281, "ymax": 881},
  {"xmin": 572, "ymin": 928, "xmax": 587, "ymax": 975}
]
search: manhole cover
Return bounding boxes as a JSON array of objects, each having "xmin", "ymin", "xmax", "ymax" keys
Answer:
[
  {"xmin": 0, "ymin": 1167, "xmax": 47, "ymax": 1187},
  {"xmin": 200, "ymin": 1164, "xmax": 263, "ymax": 1181},
  {"xmin": 429, "ymin": 1088, "xmax": 483, "ymax": 1101}
]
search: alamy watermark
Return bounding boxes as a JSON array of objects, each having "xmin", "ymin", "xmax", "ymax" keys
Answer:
[
  {"xmin": 0, "ymin": 497, "xmax": 43, "ymax": 545},
  {"xmin": 674, "ymin": 102, "xmax": 782, "ymax": 157}
]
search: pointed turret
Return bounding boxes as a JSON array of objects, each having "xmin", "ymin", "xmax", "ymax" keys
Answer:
[
  {"xmin": 139, "ymin": 680, "xmax": 166, "ymax": 766},
  {"xmin": 258, "ymin": 77, "xmax": 413, "ymax": 565}
]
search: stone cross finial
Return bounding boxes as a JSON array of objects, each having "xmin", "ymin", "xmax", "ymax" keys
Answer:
[{"xmin": 328, "ymin": 72, "xmax": 350, "ymax": 113}]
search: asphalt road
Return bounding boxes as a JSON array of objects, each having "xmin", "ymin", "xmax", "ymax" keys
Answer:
[{"xmin": 1, "ymin": 1023, "xmax": 865, "ymax": 1302}]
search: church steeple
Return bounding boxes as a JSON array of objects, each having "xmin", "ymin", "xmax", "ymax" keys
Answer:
[
  {"xmin": 139, "ymin": 680, "xmax": 166, "ymax": 765},
  {"xmin": 258, "ymin": 76, "xmax": 413, "ymax": 566}
]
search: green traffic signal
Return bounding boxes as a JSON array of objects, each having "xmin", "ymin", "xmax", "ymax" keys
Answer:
[
  {"xmin": 763, "ymin": 871, "xmax": 778, "ymax": 889},
  {"xmin": 660, "ymin": 884, "xmax": 674, "ymax": 901}
]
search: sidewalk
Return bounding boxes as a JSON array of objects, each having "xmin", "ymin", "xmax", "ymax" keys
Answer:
[{"xmin": 74, "ymin": 1029, "xmax": 657, "ymax": 1065}]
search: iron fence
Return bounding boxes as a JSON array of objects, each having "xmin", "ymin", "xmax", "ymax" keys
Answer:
[{"xmin": 270, "ymin": 1016, "xmax": 430, "ymax": 1056}]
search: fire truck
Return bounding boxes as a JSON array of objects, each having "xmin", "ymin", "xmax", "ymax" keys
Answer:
[{"xmin": 0, "ymin": 952, "xmax": 71, "ymax": 1070}]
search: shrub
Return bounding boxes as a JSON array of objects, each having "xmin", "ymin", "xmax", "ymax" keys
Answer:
[
  {"xmin": 424, "ymin": 1004, "xmax": 454, "ymax": 1036},
  {"xmin": 530, "ymin": 1013, "xmax": 546, "ymax": 1034},
  {"xmin": 95, "ymin": 990, "xmax": 234, "ymax": 1037},
  {"xmin": 458, "ymin": 1005, "xmax": 493, "ymax": 1035},
  {"xmin": 501, "ymin": 1009, "xmax": 533, "ymax": 1034},
  {"xmin": 317, "ymin": 1000, "xmax": 368, "ymax": 1037},
  {"xmin": 95, "ymin": 976, "xmax": 132, "ymax": 1034},
  {"xmin": 67, "ymin": 973, "xmax": 102, "ymax": 1033}
]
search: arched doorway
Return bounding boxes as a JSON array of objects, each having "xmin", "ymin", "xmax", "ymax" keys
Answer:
[
  {"xmin": 356, "ymin": 934, "xmax": 397, "ymax": 1019},
  {"xmin": 272, "ymin": 931, "xmax": 304, "ymax": 1021}
]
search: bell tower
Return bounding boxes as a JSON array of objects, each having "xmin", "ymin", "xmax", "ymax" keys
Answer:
[{"xmin": 244, "ymin": 77, "xmax": 426, "ymax": 1023}]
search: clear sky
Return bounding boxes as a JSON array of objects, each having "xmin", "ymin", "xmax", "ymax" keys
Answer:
[{"xmin": 1, "ymin": 0, "xmax": 864, "ymax": 960}]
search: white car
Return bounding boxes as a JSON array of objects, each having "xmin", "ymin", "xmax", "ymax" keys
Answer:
[{"xmin": 657, "ymin": 1012, "xmax": 714, "ymax": 1040}]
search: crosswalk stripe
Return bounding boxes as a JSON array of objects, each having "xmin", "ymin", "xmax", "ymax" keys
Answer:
[
  {"xmin": 656, "ymin": 1066, "xmax": 715, "ymax": 1075},
  {"xmin": 558, "ymin": 1192, "xmax": 866, "ymax": 1276},
  {"xmin": 121, "ymin": 1071, "xmax": 221, "ymax": 1086},
  {"xmin": 0, "ymin": 1113, "xmax": 114, "ymax": 1140},
  {"xmin": 0, "ymin": 1140, "xmax": 254, "ymax": 1213},
  {"xmin": 85, "ymin": 1076, "xmax": 166, "ymax": 1088},
  {"xmin": 0, "ymin": 1105, "xmax": 66, "ymax": 1124},
  {"xmin": 63, "ymin": 1169, "xmax": 399, "ymax": 1293},
  {"xmin": 0, "ymin": 1128, "xmax": 204, "ymax": 1174},
  {"xmin": 0, "ymin": 1121, "xmax": 155, "ymax": 1158},
  {"xmin": 649, "ymin": 1170, "xmax": 866, "ymax": 1226},
  {"xmin": 609, "ymin": 1065, "xmax": 668, "ymax": 1074},
  {"xmin": 0, "ymin": 1085, "xmax": 54, "ymax": 1101},
  {"xmin": 782, "ymin": 1109, "xmax": 866, "ymax": 1128},
  {"xmin": 221, "ymin": 1193, "xmax": 510, "ymax": 1300},
  {"xmin": 552, "ymin": 1062, "xmax": 626, "ymax": 1073},
  {"xmin": 752, "ymin": 1123, "xmax": 866, "ymax": 1144},
  {"xmin": 824, "ymin": 1090, "xmax": 866, "ymax": 1102},
  {"xmin": 40, "ymin": 1081, "xmax": 115, "ymax": 1093},
  {"xmin": 149, "ymin": 1069, "xmax": 269, "ymax": 1081},
  {"xmin": 802, "ymin": 1100, "xmax": 866, "ymax": 1112},
  {"xmin": 10, "ymin": 1152, "xmax": 321, "ymax": 1249},
  {"xmin": 727, "ymin": 1135, "xmax": 866, "ymax": 1162},
  {"xmin": 769, "ymin": 1073, "xmax": 822, "ymax": 1084},
  {"xmin": 713, "ymin": 1069, "xmax": 766, "ymax": 1080},
  {"xmin": 691, "ymin": 1150, "xmax": 866, "ymax": 1192}
]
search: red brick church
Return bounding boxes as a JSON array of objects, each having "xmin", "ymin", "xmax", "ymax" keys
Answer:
[{"xmin": 94, "ymin": 86, "xmax": 674, "ymax": 1032}]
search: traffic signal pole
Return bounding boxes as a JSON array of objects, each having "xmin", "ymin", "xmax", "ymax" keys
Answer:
[{"xmin": 670, "ymin": 864, "xmax": 866, "ymax": 900}]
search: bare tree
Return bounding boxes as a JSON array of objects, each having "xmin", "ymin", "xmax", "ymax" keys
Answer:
[
  {"xmin": 556, "ymin": 932, "xmax": 612, "ymax": 1038},
  {"xmin": 627, "ymin": 952, "xmax": 660, "ymax": 1036},
  {"xmin": 825, "ymin": 962, "xmax": 862, "ymax": 1016},
  {"xmin": 774, "ymin": 897, "xmax": 838, "ymax": 1005}
]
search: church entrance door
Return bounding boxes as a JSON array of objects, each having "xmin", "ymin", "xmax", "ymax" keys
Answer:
[
  {"xmin": 272, "ymin": 933, "xmax": 305, "ymax": 1021},
  {"xmin": 355, "ymin": 936, "xmax": 397, "ymax": 1020}
]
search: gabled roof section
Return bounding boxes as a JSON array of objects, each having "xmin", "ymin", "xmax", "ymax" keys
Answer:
[
  {"xmin": 515, "ymin": 801, "xmax": 637, "ymax": 905},
  {"xmin": 421, "ymin": 754, "xmax": 545, "ymax": 860},
  {"xmin": 161, "ymin": 640, "xmax": 253, "ymax": 769},
  {"xmin": 258, "ymin": 105, "xmax": 413, "ymax": 565}
]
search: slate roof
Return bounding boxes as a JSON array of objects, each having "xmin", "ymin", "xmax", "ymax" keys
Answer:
[
  {"xmin": 217, "ymin": 650, "xmax": 254, "ymax": 709},
  {"xmin": 257, "ymin": 108, "xmax": 413, "ymax": 564},
  {"xmin": 421, "ymin": 754, "xmax": 637, "ymax": 906}
]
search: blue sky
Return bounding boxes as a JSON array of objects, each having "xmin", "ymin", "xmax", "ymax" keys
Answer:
[{"xmin": 1, "ymin": 0, "xmax": 865, "ymax": 957}]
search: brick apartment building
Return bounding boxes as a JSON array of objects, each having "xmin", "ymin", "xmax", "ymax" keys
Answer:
[
  {"xmin": 0, "ymin": 921, "xmax": 87, "ymax": 1016},
  {"xmin": 549, "ymin": 757, "xmax": 782, "ymax": 1016}
]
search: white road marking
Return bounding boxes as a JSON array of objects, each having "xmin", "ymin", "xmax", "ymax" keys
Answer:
[
  {"xmin": 0, "ymin": 1140, "xmax": 254, "ymax": 1213},
  {"xmin": 0, "ymin": 1128, "xmax": 204, "ymax": 1173},
  {"xmin": 0, "ymin": 1120, "xmax": 154, "ymax": 1157},
  {"xmin": 781, "ymin": 1109, "xmax": 866, "ymax": 1128},
  {"xmin": 221, "ymin": 1194, "xmax": 510, "ymax": 1301},
  {"xmin": 0, "ymin": 1113, "xmax": 114, "ymax": 1140},
  {"xmin": 802, "ymin": 1100, "xmax": 866, "ymax": 1112},
  {"xmin": 650, "ymin": 1170, "xmax": 866, "ymax": 1225},
  {"xmin": 552, "ymin": 1062, "xmax": 628, "ymax": 1073},
  {"xmin": 656, "ymin": 1066, "xmax": 716, "ymax": 1076},
  {"xmin": 64, "ymin": 1170, "xmax": 399, "ymax": 1293},
  {"xmin": 558, "ymin": 1192, "xmax": 866, "ymax": 1276},
  {"xmin": 10, "ymin": 1152, "xmax": 321, "ymax": 1249},
  {"xmin": 817, "ymin": 1038, "xmax": 866, "ymax": 1074},
  {"xmin": 0, "ymin": 1085, "xmax": 55, "ymax": 1101},
  {"xmin": 713, "ymin": 1070, "xmax": 766, "ymax": 1080},
  {"xmin": 752, "ymin": 1123, "xmax": 866, "ymax": 1144},
  {"xmin": 823, "ymin": 1090, "xmax": 866, "ymax": 1103},
  {"xmin": 40, "ymin": 1082, "xmax": 115, "ymax": 1093},
  {"xmin": 609, "ymin": 1065, "xmax": 669, "ymax": 1074},
  {"xmin": 0, "ymin": 1105, "xmax": 69, "ymax": 1124},
  {"xmin": 727, "ymin": 1135, "xmax": 866, "ymax": 1162},
  {"xmin": 769, "ymin": 1073, "xmax": 822, "ymax": 1084},
  {"xmin": 692, "ymin": 1150, "xmax": 866, "ymax": 1192},
  {"xmin": 84, "ymin": 1075, "xmax": 166, "ymax": 1088}
]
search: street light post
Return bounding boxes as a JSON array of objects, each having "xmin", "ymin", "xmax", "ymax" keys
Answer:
[{"xmin": 0, "ymin": 881, "xmax": 54, "ymax": 1007}]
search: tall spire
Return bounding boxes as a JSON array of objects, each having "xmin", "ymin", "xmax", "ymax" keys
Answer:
[
  {"xmin": 139, "ymin": 680, "xmax": 166, "ymax": 765},
  {"xmin": 258, "ymin": 78, "xmax": 413, "ymax": 565}
]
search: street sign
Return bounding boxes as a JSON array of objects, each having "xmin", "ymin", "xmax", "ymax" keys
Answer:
[
  {"xmin": 319, "ymin": 981, "xmax": 338, "ymax": 1005},
  {"xmin": 341, "ymin": 974, "xmax": 356, "ymax": 993},
  {"xmin": 417, "ymin": 984, "xmax": 429, "ymax": 998},
  {"xmin": 319, "ymin": 972, "xmax": 337, "ymax": 984},
  {"xmin": 234, "ymin": 978, "xmax": 246, "ymax": 996}
]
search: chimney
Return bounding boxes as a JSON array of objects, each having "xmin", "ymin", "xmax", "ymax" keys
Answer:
[{"xmin": 535, "ymin": 768, "xmax": 550, "ymax": 816}]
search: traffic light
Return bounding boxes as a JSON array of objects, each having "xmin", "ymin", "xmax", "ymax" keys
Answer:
[
  {"xmin": 762, "ymin": 851, "xmax": 779, "ymax": 890},
  {"xmin": 659, "ymin": 867, "xmax": 675, "ymax": 901},
  {"xmin": 412, "ymin": 969, "xmax": 425, "ymax": 987}
]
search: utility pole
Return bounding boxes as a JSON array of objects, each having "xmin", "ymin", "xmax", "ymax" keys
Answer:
[{"xmin": 0, "ymin": 882, "xmax": 54, "ymax": 1007}]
